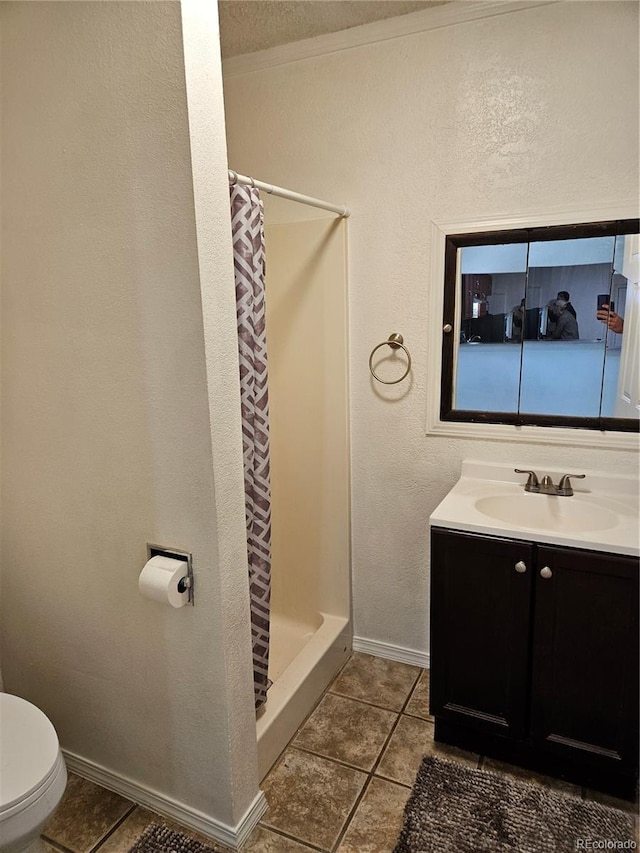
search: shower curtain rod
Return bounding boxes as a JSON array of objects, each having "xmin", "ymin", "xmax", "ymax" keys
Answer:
[{"xmin": 228, "ymin": 169, "xmax": 350, "ymax": 218}]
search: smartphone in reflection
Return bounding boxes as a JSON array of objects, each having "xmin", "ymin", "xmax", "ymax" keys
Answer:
[{"xmin": 597, "ymin": 294, "xmax": 614, "ymax": 312}]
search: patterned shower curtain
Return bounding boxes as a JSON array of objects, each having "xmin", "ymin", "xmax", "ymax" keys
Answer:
[{"xmin": 230, "ymin": 184, "xmax": 272, "ymax": 710}]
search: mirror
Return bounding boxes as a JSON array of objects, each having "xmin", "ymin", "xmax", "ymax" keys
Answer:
[{"xmin": 441, "ymin": 220, "xmax": 639, "ymax": 431}]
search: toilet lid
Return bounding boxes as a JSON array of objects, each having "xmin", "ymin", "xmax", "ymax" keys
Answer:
[{"xmin": 0, "ymin": 694, "xmax": 60, "ymax": 810}]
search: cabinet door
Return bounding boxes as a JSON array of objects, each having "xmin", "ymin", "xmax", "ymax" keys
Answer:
[
  {"xmin": 531, "ymin": 547, "xmax": 639, "ymax": 776},
  {"xmin": 430, "ymin": 529, "xmax": 533, "ymax": 739}
]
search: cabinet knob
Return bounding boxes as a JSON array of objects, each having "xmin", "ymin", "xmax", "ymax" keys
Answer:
[
  {"xmin": 515, "ymin": 560, "xmax": 527, "ymax": 573},
  {"xmin": 540, "ymin": 566, "xmax": 553, "ymax": 579}
]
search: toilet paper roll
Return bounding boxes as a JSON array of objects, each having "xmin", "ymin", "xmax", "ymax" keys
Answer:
[{"xmin": 139, "ymin": 555, "xmax": 189, "ymax": 608}]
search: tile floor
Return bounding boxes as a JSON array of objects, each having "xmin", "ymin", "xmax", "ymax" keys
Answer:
[{"xmin": 42, "ymin": 653, "xmax": 638, "ymax": 853}]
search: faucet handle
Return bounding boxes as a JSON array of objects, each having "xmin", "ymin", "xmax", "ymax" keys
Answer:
[
  {"xmin": 515, "ymin": 469, "xmax": 540, "ymax": 489},
  {"xmin": 557, "ymin": 473, "xmax": 586, "ymax": 494}
]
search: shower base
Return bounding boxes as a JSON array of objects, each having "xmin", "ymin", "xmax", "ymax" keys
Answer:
[{"xmin": 256, "ymin": 611, "xmax": 351, "ymax": 780}]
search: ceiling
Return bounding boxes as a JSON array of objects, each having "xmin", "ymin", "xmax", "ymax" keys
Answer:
[{"xmin": 218, "ymin": 1, "xmax": 447, "ymax": 58}]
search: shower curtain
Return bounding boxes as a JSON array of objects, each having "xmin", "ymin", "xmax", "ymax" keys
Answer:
[{"xmin": 230, "ymin": 184, "xmax": 272, "ymax": 710}]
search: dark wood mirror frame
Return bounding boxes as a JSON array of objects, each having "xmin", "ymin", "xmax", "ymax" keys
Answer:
[{"xmin": 440, "ymin": 218, "xmax": 640, "ymax": 433}]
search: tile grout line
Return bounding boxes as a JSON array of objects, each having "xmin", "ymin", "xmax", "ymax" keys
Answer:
[
  {"xmin": 89, "ymin": 803, "xmax": 138, "ymax": 852},
  {"xmin": 289, "ymin": 743, "xmax": 384, "ymax": 776},
  {"xmin": 369, "ymin": 669, "xmax": 423, "ymax": 779},
  {"xmin": 330, "ymin": 773, "xmax": 375, "ymax": 853},
  {"xmin": 328, "ymin": 688, "xmax": 414, "ymax": 715},
  {"xmin": 330, "ymin": 668, "xmax": 425, "ymax": 852},
  {"xmin": 403, "ymin": 668, "xmax": 425, "ymax": 709},
  {"xmin": 371, "ymin": 770, "xmax": 413, "ymax": 789},
  {"xmin": 368, "ymin": 712, "xmax": 405, "ymax": 780},
  {"xmin": 403, "ymin": 699, "xmax": 435, "ymax": 722},
  {"xmin": 40, "ymin": 838, "xmax": 75, "ymax": 853},
  {"xmin": 259, "ymin": 822, "xmax": 329, "ymax": 853}
]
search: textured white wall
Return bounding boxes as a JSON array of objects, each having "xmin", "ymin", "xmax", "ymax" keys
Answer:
[
  {"xmin": 222, "ymin": 1, "xmax": 640, "ymax": 655},
  {"xmin": 180, "ymin": 0, "xmax": 260, "ymax": 824},
  {"xmin": 1, "ymin": 0, "xmax": 256, "ymax": 827}
]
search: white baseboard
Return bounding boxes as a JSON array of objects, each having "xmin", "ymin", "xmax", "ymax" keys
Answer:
[
  {"xmin": 62, "ymin": 751, "xmax": 267, "ymax": 850},
  {"xmin": 352, "ymin": 636, "xmax": 430, "ymax": 669}
]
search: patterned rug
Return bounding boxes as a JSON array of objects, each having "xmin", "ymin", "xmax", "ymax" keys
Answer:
[
  {"xmin": 394, "ymin": 756, "xmax": 637, "ymax": 853},
  {"xmin": 129, "ymin": 823, "xmax": 220, "ymax": 853}
]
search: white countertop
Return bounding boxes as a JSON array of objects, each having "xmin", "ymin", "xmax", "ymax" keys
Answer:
[{"xmin": 429, "ymin": 461, "xmax": 639, "ymax": 557}]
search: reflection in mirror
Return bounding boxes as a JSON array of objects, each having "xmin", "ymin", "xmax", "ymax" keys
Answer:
[
  {"xmin": 455, "ymin": 243, "xmax": 527, "ymax": 413},
  {"xmin": 520, "ymin": 236, "xmax": 614, "ymax": 417},
  {"xmin": 443, "ymin": 220, "xmax": 639, "ymax": 431}
]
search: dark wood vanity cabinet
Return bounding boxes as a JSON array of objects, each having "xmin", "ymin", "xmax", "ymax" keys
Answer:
[
  {"xmin": 430, "ymin": 531, "xmax": 534, "ymax": 739},
  {"xmin": 430, "ymin": 528, "xmax": 639, "ymax": 798}
]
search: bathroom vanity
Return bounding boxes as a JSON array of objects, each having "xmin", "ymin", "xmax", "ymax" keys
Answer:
[{"xmin": 429, "ymin": 462, "xmax": 639, "ymax": 799}]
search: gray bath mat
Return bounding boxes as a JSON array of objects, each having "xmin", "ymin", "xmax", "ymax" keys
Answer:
[
  {"xmin": 394, "ymin": 756, "xmax": 637, "ymax": 853},
  {"xmin": 129, "ymin": 823, "xmax": 220, "ymax": 853}
]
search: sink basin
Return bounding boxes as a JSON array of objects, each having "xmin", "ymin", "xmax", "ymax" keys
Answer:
[
  {"xmin": 430, "ymin": 462, "xmax": 639, "ymax": 556},
  {"xmin": 474, "ymin": 493, "xmax": 619, "ymax": 533}
]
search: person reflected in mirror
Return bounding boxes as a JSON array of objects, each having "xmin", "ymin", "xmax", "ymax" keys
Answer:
[
  {"xmin": 511, "ymin": 297, "xmax": 525, "ymax": 342},
  {"xmin": 596, "ymin": 304, "xmax": 624, "ymax": 334},
  {"xmin": 547, "ymin": 299, "xmax": 579, "ymax": 340},
  {"xmin": 546, "ymin": 291, "xmax": 577, "ymax": 337},
  {"xmin": 557, "ymin": 290, "xmax": 577, "ymax": 320}
]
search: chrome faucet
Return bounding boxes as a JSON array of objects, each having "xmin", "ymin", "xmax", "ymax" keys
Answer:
[
  {"xmin": 556, "ymin": 473, "xmax": 586, "ymax": 496},
  {"xmin": 514, "ymin": 470, "xmax": 586, "ymax": 496},
  {"xmin": 515, "ymin": 469, "xmax": 540, "ymax": 492}
]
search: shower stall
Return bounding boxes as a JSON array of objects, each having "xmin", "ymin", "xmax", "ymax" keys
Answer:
[
  {"xmin": 259, "ymin": 214, "xmax": 350, "ymax": 778},
  {"xmin": 230, "ymin": 174, "xmax": 351, "ymax": 779}
]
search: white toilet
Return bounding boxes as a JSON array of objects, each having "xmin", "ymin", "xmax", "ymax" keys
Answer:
[{"xmin": 0, "ymin": 694, "xmax": 67, "ymax": 853}]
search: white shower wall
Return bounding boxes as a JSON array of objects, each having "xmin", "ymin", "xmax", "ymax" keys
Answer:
[{"xmin": 256, "ymin": 215, "xmax": 351, "ymax": 777}]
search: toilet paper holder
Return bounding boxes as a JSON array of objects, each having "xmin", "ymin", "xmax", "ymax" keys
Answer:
[{"xmin": 147, "ymin": 543, "xmax": 194, "ymax": 606}]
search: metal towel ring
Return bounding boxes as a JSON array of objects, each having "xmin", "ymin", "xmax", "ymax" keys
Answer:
[{"xmin": 369, "ymin": 333, "xmax": 412, "ymax": 385}]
